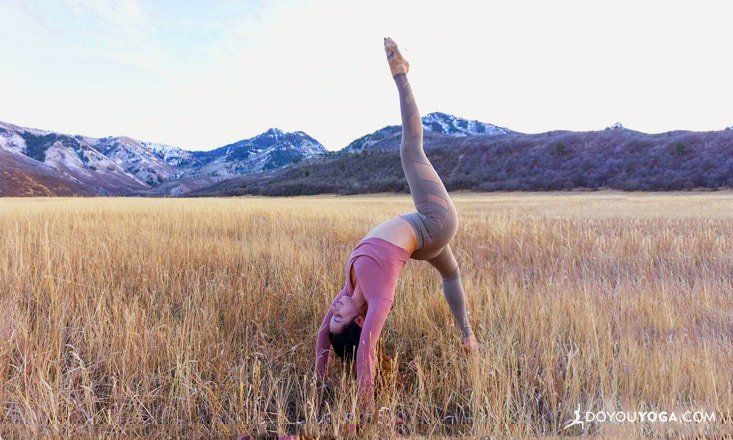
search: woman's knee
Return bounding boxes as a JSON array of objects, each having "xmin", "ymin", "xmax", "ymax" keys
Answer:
[
  {"xmin": 442, "ymin": 264, "xmax": 460, "ymax": 281},
  {"xmin": 437, "ymin": 212, "xmax": 459, "ymax": 246}
]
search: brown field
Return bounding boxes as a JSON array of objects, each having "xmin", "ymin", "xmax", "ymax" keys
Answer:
[{"xmin": 0, "ymin": 192, "xmax": 731, "ymax": 439}]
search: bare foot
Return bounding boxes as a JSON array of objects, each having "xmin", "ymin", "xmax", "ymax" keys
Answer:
[
  {"xmin": 462, "ymin": 334, "xmax": 480, "ymax": 353},
  {"xmin": 384, "ymin": 36, "xmax": 409, "ymax": 76}
]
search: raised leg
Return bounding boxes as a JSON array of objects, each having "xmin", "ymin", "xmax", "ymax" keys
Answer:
[{"xmin": 385, "ymin": 38, "xmax": 458, "ymax": 260}]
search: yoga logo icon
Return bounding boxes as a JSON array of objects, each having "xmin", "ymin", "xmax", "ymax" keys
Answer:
[{"xmin": 563, "ymin": 405, "xmax": 584, "ymax": 431}]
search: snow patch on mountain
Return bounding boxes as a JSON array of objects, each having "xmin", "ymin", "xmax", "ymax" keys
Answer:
[
  {"xmin": 0, "ymin": 131, "xmax": 28, "ymax": 154},
  {"xmin": 144, "ymin": 141, "xmax": 194, "ymax": 167},
  {"xmin": 47, "ymin": 140, "xmax": 137, "ymax": 177},
  {"xmin": 344, "ymin": 112, "xmax": 512, "ymax": 153},
  {"xmin": 421, "ymin": 112, "xmax": 512, "ymax": 136},
  {"xmin": 95, "ymin": 137, "xmax": 180, "ymax": 185},
  {"xmin": 0, "ymin": 120, "xmax": 50, "ymax": 137},
  {"xmin": 44, "ymin": 141, "xmax": 99, "ymax": 178}
]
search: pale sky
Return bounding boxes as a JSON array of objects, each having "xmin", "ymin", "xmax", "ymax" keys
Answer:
[{"xmin": 1, "ymin": 0, "xmax": 731, "ymax": 151}]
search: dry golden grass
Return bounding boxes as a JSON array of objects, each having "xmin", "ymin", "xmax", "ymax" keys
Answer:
[{"xmin": 0, "ymin": 192, "xmax": 731, "ymax": 439}]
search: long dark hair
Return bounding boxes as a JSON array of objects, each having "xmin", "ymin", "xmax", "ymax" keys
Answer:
[{"xmin": 328, "ymin": 320, "xmax": 362, "ymax": 363}]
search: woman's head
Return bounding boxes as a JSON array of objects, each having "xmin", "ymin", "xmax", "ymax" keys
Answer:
[
  {"xmin": 328, "ymin": 295, "xmax": 365, "ymax": 361},
  {"xmin": 328, "ymin": 295, "xmax": 364, "ymax": 333}
]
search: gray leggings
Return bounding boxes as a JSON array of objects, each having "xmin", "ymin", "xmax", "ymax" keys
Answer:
[{"xmin": 393, "ymin": 73, "xmax": 473, "ymax": 338}]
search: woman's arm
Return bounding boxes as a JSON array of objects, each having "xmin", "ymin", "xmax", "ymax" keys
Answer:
[
  {"xmin": 315, "ymin": 289, "xmax": 349, "ymax": 381},
  {"xmin": 351, "ymin": 255, "xmax": 395, "ymax": 415},
  {"xmin": 355, "ymin": 295, "xmax": 392, "ymax": 414}
]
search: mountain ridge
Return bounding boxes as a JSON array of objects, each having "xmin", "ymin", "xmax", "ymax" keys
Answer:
[
  {"xmin": 189, "ymin": 124, "xmax": 733, "ymax": 196},
  {"xmin": 0, "ymin": 121, "xmax": 328, "ymax": 195},
  {"xmin": 342, "ymin": 112, "xmax": 513, "ymax": 154},
  {"xmin": 2, "ymin": 116, "xmax": 732, "ymax": 196}
]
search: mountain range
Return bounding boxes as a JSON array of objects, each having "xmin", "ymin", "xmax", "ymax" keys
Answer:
[
  {"xmin": 1, "ymin": 114, "xmax": 732, "ymax": 196},
  {"xmin": 0, "ymin": 121, "xmax": 327, "ymax": 196}
]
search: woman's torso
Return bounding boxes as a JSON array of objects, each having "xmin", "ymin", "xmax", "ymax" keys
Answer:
[
  {"xmin": 341, "ymin": 237, "xmax": 410, "ymax": 304},
  {"xmin": 363, "ymin": 216, "xmax": 418, "ymax": 253}
]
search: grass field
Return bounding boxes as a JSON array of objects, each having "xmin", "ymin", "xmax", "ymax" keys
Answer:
[{"xmin": 0, "ymin": 192, "xmax": 731, "ymax": 439}]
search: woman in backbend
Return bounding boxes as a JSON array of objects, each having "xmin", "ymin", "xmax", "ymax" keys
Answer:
[{"xmin": 314, "ymin": 37, "xmax": 479, "ymax": 417}]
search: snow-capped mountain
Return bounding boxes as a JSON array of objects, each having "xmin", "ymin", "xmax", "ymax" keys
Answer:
[
  {"xmin": 146, "ymin": 142, "xmax": 194, "ymax": 168},
  {"xmin": 0, "ymin": 148, "xmax": 91, "ymax": 196},
  {"xmin": 0, "ymin": 112, "xmax": 514, "ymax": 196},
  {"xmin": 0, "ymin": 121, "xmax": 327, "ymax": 195},
  {"xmin": 174, "ymin": 128, "xmax": 328, "ymax": 178},
  {"xmin": 344, "ymin": 112, "xmax": 512, "ymax": 153},
  {"xmin": 0, "ymin": 124, "xmax": 150, "ymax": 194},
  {"xmin": 94, "ymin": 136, "xmax": 181, "ymax": 186},
  {"xmin": 421, "ymin": 112, "xmax": 512, "ymax": 136}
]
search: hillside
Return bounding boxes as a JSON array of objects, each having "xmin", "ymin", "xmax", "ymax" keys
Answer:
[
  {"xmin": 0, "ymin": 121, "xmax": 327, "ymax": 196},
  {"xmin": 2, "ymin": 117, "xmax": 732, "ymax": 196},
  {"xmin": 190, "ymin": 126, "xmax": 733, "ymax": 196}
]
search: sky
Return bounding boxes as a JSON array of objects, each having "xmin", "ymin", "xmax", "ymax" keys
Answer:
[{"xmin": 1, "ymin": 0, "xmax": 731, "ymax": 151}]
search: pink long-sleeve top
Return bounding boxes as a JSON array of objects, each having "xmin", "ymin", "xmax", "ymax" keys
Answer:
[{"xmin": 315, "ymin": 237, "xmax": 410, "ymax": 410}]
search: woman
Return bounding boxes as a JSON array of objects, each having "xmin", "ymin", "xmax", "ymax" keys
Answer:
[{"xmin": 315, "ymin": 37, "xmax": 479, "ymax": 416}]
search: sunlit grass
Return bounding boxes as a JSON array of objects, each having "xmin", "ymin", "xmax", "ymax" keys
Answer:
[{"xmin": 0, "ymin": 192, "xmax": 731, "ymax": 438}]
